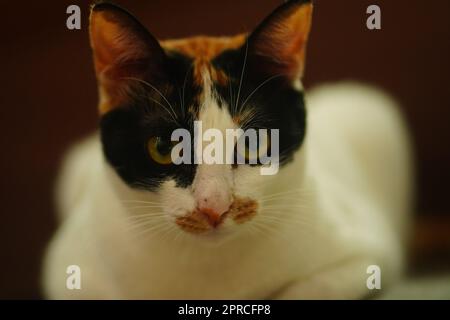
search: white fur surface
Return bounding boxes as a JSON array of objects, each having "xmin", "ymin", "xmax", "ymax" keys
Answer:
[{"xmin": 42, "ymin": 82, "xmax": 413, "ymax": 299}]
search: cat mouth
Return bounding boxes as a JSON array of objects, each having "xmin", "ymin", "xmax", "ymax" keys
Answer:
[{"xmin": 175, "ymin": 197, "xmax": 258, "ymax": 234}]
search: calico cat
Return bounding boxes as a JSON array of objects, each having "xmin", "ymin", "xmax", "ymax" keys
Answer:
[{"xmin": 43, "ymin": 0, "xmax": 413, "ymax": 299}]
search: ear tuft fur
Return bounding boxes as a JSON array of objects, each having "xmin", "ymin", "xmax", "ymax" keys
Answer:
[
  {"xmin": 248, "ymin": 0, "xmax": 313, "ymax": 80},
  {"xmin": 89, "ymin": 2, "xmax": 166, "ymax": 114}
]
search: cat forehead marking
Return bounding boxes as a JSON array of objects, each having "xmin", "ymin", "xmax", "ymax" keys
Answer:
[{"xmin": 161, "ymin": 34, "xmax": 246, "ymax": 86}]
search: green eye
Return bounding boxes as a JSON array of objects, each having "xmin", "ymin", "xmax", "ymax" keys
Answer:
[{"xmin": 147, "ymin": 137, "xmax": 175, "ymax": 165}]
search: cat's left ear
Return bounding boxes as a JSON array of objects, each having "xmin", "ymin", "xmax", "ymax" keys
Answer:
[
  {"xmin": 247, "ymin": 0, "xmax": 313, "ymax": 81},
  {"xmin": 89, "ymin": 2, "xmax": 166, "ymax": 114}
]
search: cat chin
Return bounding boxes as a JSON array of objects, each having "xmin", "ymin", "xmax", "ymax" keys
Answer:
[{"xmin": 188, "ymin": 229, "xmax": 238, "ymax": 245}]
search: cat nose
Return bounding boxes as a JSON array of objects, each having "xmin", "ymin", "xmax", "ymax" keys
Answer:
[
  {"xmin": 193, "ymin": 164, "xmax": 233, "ymax": 227},
  {"xmin": 194, "ymin": 183, "xmax": 232, "ymax": 222},
  {"xmin": 198, "ymin": 208, "xmax": 222, "ymax": 228},
  {"xmin": 198, "ymin": 194, "xmax": 230, "ymax": 214},
  {"xmin": 196, "ymin": 197, "xmax": 231, "ymax": 228}
]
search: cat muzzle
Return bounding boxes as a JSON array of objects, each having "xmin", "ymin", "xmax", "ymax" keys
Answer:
[{"xmin": 198, "ymin": 208, "xmax": 223, "ymax": 228}]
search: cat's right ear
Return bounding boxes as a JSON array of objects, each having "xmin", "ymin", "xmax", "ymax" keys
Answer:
[
  {"xmin": 246, "ymin": 0, "xmax": 313, "ymax": 82},
  {"xmin": 89, "ymin": 2, "xmax": 166, "ymax": 114}
]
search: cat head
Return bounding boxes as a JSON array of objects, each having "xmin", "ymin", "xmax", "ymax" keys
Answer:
[{"xmin": 89, "ymin": 0, "xmax": 313, "ymax": 240}]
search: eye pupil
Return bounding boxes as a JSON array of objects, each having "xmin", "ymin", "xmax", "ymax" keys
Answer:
[
  {"xmin": 156, "ymin": 138, "xmax": 172, "ymax": 155},
  {"xmin": 148, "ymin": 136, "xmax": 174, "ymax": 165}
]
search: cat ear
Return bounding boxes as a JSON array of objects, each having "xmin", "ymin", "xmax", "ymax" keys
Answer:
[
  {"xmin": 89, "ymin": 2, "xmax": 166, "ymax": 113},
  {"xmin": 247, "ymin": 0, "xmax": 313, "ymax": 81}
]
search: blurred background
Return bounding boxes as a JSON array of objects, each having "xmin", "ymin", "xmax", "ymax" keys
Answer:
[{"xmin": 0, "ymin": 0, "xmax": 449, "ymax": 299}]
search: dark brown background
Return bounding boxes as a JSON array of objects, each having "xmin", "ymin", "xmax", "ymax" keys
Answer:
[{"xmin": 1, "ymin": 0, "xmax": 449, "ymax": 299}]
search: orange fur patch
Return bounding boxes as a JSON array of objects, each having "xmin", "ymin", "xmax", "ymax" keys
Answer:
[
  {"xmin": 176, "ymin": 196, "xmax": 258, "ymax": 234},
  {"xmin": 90, "ymin": 8, "xmax": 154, "ymax": 115},
  {"xmin": 253, "ymin": 3, "xmax": 313, "ymax": 79},
  {"xmin": 162, "ymin": 34, "xmax": 247, "ymax": 86},
  {"xmin": 176, "ymin": 210, "xmax": 211, "ymax": 234},
  {"xmin": 162, "ymin": 34, "xmax": 246, "ymax": 60},
  {"xmin": 228, "ymin": 197, "xmax": 258, "ymax": 224},
  {"xmin": 280, "ymin": 3, "xmax": 312, "ymax": 78}
]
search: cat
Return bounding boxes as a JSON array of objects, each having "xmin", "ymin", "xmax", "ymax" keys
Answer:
[{"xmin": 42, "ymin": 0, "xmax": 413, "ymax": 299}]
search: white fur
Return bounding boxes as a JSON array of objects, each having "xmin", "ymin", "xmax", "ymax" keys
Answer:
[{"xmin": 42, "ymin": 81, "xmax": 413, "ymax": 299}]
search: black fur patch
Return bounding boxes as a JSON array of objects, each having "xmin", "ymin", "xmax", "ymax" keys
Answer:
[
  {"xmin": 100, "ymin": 46, "xmax": 306, "ymax": 191},
  {"xmin": 100, "ymin": 52, "xmax": 200, "ymax": 190},
  {"xmin": 212, "ymin": 46, "xmax": 306, "ymax": 165},
  {"xmin": 95, "ymin": 0, "xmax": 309, "ymax": 191}
]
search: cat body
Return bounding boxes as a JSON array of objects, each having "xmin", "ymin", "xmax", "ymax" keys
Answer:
[{"xmin": 43, "ymin": 1, "xmax": 412, "ymax": 299}]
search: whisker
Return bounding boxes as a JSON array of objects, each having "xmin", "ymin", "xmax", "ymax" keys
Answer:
[
  {"xmin": 146, "ymin": 94, "xmax": 178, "ymax": 125},
  {"xmin": 260, "ymin": 205, "xmax": 310, "ymax": 211},
  {"xmin": 256, "ymin": 213, "xmax": 314, "ymax": 225},
  {"xmin": 181, "ymin": 64, "xmax": 193, "ymax": 120},
  {"xmin": 124, "ymin": 205, "xmax": 166, "ymax": 210},
  {"xmin": 234, "ymin": 40, "xmax": 248, "ymax": 116},
  {"xmin": 129, "ymin": 220, "xmax": 170, "ymax": 239},
  {"xmin": 239, "ymin": 74, "xmax": 282, "ymax": 115},
  {"xmin": 121, "ymin": 200, "xmax": 162, "ymax": 204},
  {"xmin": 126, "ymin": 218, "xmax": 167, "ymax": 234},
  {"xmin": 177, "ymin": 88, "xmax": 184, "ymax": 120},
  {"xmin": 259, "ymin": 188, "xmax": 306, "ymax": 201},
  {"xmin": 125, "ymin": 212, "xmax": 167, "ymax": 221},
  {"xmin": 122, "ymin": 77, "xmax": 180, "ymax": 125}
]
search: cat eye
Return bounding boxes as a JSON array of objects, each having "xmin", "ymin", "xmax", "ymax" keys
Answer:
[{"xmin": 147, "ymin": 137, "xmax": 176, "ymax": 165}]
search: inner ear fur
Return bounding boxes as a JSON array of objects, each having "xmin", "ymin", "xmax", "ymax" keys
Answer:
[
  {"xmin": 89, "ymin": 2, "xmax": 167, "ymax": 114},
  {"xmin": 247, "ymin": 0, "xmax": 313, "ymax": 81}
]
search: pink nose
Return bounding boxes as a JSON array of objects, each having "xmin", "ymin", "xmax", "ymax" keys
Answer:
[
  {"xmin": 193, "ymin": 166, "xmax": 232, "ymax": 227},
  {"xmin": 198, "ymin": 208, "xmax": 222, "ymax": 228},
  {"xmin": 198, "ymin": 195, "xmax": 230, "ymax": 214}
]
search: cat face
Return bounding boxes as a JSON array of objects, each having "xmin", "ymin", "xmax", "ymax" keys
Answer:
[{"xmin": 89, "ymin": 0, "xmax": 312, "ymax": 238}]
